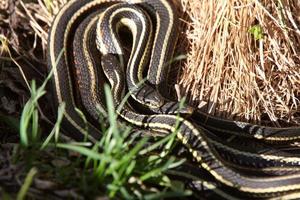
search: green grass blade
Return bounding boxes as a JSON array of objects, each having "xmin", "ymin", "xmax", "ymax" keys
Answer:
[
  {"xmin": 104, "ymin": 84, "xmax": 116, "ymax": 125},
  {"xmin": 40, "ymin": 102, "xmax": 65, "ymax": 150},
  {"xmin": 17, "ymin": 168, "xmax": 38, "ymax": 200},
  {"xmin": 74, "ymin": 107, "xmax": 89, "ymax": 142},
  {"xmin": 139, "ymin": 131, "xmax": 176, "ymax": 156},
  {"xmin": 57, "ymin": 143, "xmax": 104, "ymax": 160}
]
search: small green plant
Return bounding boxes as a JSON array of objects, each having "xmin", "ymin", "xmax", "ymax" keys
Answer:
[
  {"xmin": 19, "ymin": 50, "xmax": 63, "ymax": 147},
  {"xmin": 42, "ymin": 0, "xmax": 53, "ymax": 13},
  {"xmin": 249, "ymin": 24, "xmax": 264, "ymax": 40}
]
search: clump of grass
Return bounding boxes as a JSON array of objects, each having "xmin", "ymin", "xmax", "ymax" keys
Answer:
[
  {"xmin": 15, "ymin": 61, "xmax": 191, "ymax": 199},
  {"xmin": 179, "ymin": 0, "xmax": 300, "ymax": 127}
]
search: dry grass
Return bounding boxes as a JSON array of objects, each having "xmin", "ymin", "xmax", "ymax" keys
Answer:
[
  {"xmin": 17, "ymin": 0, "xmax": 66, "ymax": 52},
  {"xmin": 178, "ymin": 0, "xmax": 300, "ymax": 127},
  {"xmin": 0, "ymin": 0, "xmax": 66, "ymax": 58}
]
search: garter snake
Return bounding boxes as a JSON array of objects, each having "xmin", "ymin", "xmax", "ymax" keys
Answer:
[{"xmin": 47, "ymin": 0, "xmax": 300, "ymax": 197}]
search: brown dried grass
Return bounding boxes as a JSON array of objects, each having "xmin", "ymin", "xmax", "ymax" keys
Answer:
[
  {"xmin": 178, "ymin": 0, "xmax": 300, "ymax": 127},
  {"xmin": 0, "ymin": 0, "xmax": 65, "ymax": 58}
]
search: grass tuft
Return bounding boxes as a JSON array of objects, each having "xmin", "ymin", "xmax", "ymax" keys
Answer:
[{"xmin": 15, "ymin": 69, "xmax": 191, "ymax": 199}]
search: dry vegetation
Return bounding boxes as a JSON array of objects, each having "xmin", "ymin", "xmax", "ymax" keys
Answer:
[{"xmin": 179, "ymin": 0, "xmax": 300, "ymax": 127}]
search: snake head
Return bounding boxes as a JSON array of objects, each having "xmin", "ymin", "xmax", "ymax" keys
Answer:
[{"xmin": 135, "ymin": 85, "xmax": 165, "ymax": 108}]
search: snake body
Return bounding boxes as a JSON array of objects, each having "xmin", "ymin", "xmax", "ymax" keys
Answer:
[{"xmin": 47, "ymin": 0, "xmax": 300, "ymax": 198}]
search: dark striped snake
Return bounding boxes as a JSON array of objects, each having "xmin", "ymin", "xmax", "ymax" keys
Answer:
[{"xmin": 47, "ymin": 0, "xmax": 300, "ymax": 198}]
